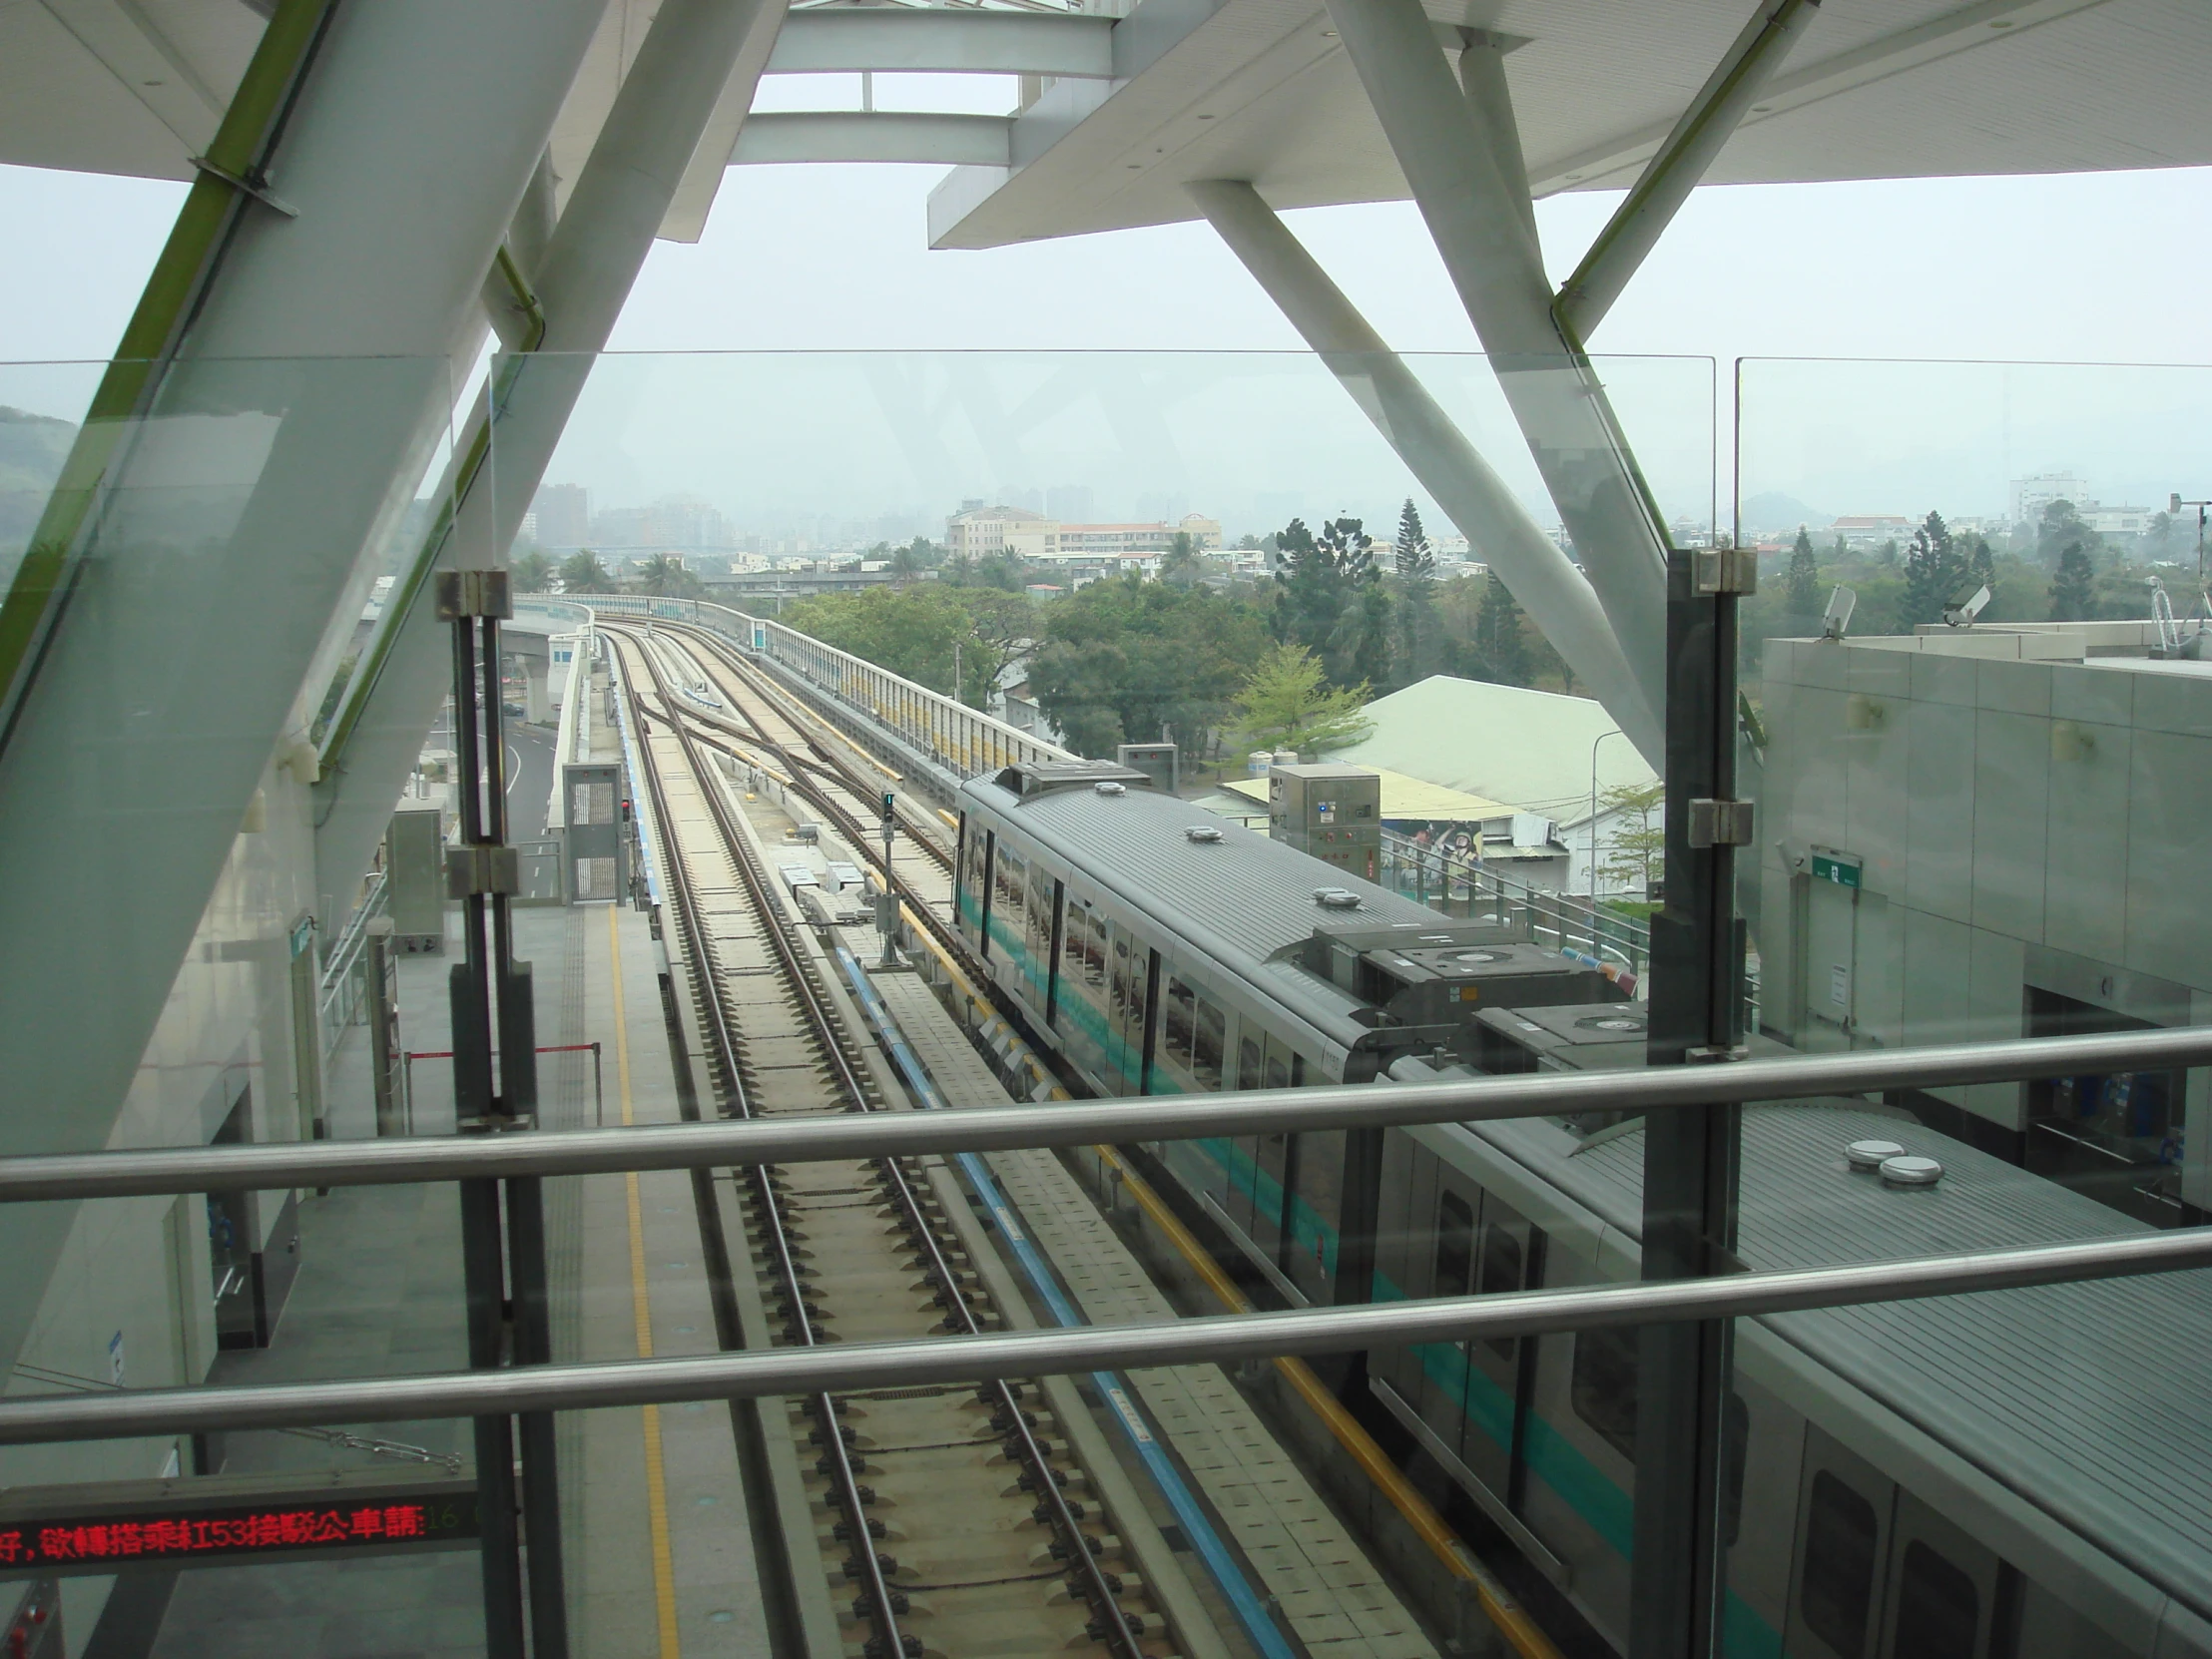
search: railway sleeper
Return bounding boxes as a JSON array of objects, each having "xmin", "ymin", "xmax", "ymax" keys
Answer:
[{"xmin": 1033, "ymin": 1533, "xmax": 1114, "ymax": 1567}]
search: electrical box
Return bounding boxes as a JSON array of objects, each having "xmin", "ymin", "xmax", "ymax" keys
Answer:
[
  {"xmin": 384, "ymin": 809, "xmax": 446, "ymax": 954},
  {"xmin": 1116, "ymin": 742, "xmax": 1179, "ymax": 796},
  {"xmin": 1270, "ymin": 763, "xmax": 1381, "ymax": 879}
]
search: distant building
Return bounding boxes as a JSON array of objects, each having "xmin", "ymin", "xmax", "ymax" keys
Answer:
[
  {"xmin": 2012, "ymin": 473, "xmax": 2088, "ymax": 528},
  {"xmin": 1829, "ymin": 515, "xmax": 1915, "ymax": 549},
  {"xmin": 532, "ymin": 482, "xmax": 590, "ymax": 549},
  {"xmin": 944, "ymin": 505, "xmax": 1221, "ymax": 564},
  {"xmin": 590, "ymin": 494, "xmax": 733, "ymax": 554}
]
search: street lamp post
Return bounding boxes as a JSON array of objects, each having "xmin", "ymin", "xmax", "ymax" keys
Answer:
[{"xmin": 1588, "ymin": 729, "xmax": 1629, "ymax": 921}]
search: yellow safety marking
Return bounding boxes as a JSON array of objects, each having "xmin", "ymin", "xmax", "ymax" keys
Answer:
[{"xmin": 609, "ymin": 906, "xmax": 682, "ymax": 1658}]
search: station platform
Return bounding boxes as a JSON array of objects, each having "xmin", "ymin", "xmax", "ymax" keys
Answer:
[{"xmin": 115, "ymin": 901, "xmax": 767, "ymax": 1657}]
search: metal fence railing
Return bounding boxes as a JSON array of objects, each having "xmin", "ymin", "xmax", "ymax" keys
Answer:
[
  {"xmin": 1379, "ymin": 830, "xmax": 1651, "ymax": 988},
  {"xmin": 0, "ymin": 1023, "xmax": 2207, "ymax": 1445},
  {"xmin": 316, "ymin": 871, "xmax": 388, "ymax": 1059}
]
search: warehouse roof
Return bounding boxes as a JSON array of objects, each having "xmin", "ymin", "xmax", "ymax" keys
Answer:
[{"xmin": 1330, "ymin": 676, "xmax": 1656, "ymax": 823}]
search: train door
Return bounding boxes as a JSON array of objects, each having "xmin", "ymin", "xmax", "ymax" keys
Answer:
[
  {"xmin": 1373, "ymin": 1135, "xmax": 1435, "ymax": 1403},
  {"xmin": 1282, "ymin": 1128, "xmax": 1343, "ymax": 1304},
  {"xmin": 1247, "ymin": 1035, "xmax": 1302, "ymax": 1261},
  {"xmin": 1786, "ymin": 1428, "xmax": 2006, "ymax": 1659},
  {"xmin": 1415, "ymin": 1179, "xmax": 1536, "ymax": 1494}
]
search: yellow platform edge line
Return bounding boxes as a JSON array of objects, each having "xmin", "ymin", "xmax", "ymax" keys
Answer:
[{"xmin": 610, "ymin": 905, "xmax": 682, "ymax": 1659}]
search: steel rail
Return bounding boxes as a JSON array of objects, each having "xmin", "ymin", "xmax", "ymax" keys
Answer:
[
  {"xmin": 5, "ymin": 1229, "xmax": 2206, "ymax": 1447},
  {"xmin": 619, "ymin": 632, "xmax": 915, "ymax": 1659},
  {"xmin": 12, "ymin": 1025, "xmax": 2212, "ymax": 1203},
  {"xmin": 627, "ymin": 629, "xmax": 1146, "ymax": 1659}
]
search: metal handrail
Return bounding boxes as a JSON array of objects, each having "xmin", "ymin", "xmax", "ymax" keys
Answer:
[
  {"xmin": 315, "ymin": 871, "xmax": 388, "ymax": 1054},
  {"xmin": 0, "ymin": 1229, "xmax": 2204, "ymax": 1447},
  {"xmin": 6, "ymin": 1026, "xmax": 2209, "ymax": 1202},
  {"xmin": 1380, "ymin": 830, "xmax": 1650, "ymax": 973}
]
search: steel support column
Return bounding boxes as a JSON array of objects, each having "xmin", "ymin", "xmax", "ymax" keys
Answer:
[
  {"xmin": 1189, "ymin": 178, "xmax": 1658, "ymax": 762},
  {"xmin": 1556, "ymin": 0, "xmax": 1822, "ymax": 339},
  {"xmin": 1637, "ymin": 550, "xmax": 1752, "ymax": 1659},
  {"xmin": 0, "ymin": 0, "xmax": 608, "ymax": 1384},
  {"xmin": 312, "ymin": 0, "xmax": 789, "ymax": 928},
  {"xmin": 1324, "ymin": 0, "xmax": 1669, "ymax": 715}
]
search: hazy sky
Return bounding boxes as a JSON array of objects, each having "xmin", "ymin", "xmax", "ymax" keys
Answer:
[{"xmin": 8, "ymin": 153, "xmax": 2212, "ymax": 529}]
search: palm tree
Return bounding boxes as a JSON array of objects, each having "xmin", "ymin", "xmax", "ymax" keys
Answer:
[
  {"xmin": 558, "ymin": 550, "xmax": 611, "ymax": 593},
  {"xmin": 633, "ymin": 555, "xmax": 701, "ymax": 599}
]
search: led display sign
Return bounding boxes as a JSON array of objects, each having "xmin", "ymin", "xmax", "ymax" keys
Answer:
[{"xmin": 0, "ymin": 1480, "xmax": 477, "ymax": 1577}]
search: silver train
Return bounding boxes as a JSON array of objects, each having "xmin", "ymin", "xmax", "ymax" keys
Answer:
[{"xmin": 954, "ymin": 762, "xmax": 2212, "ymax": 1659}]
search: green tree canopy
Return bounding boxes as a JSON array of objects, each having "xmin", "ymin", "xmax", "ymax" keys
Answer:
[
  {"xmin": 2035, "ymin": 499, "xmax": 2102, "ymax": 569},
  {"xmin": 1597, "ymin": 779, "xmax": 1665, "ymax": 896},
  {"xmin": 1272, "ymin": 516, "xmax": 1383, "ymax": 686},
  {"xmin": 1226, "ymin": 642, "xmax": 1375, "ymax": 757},
  {"xmin": 1392, "ymin": 498, "xmax": 1439, "ymax": 687},
  {"xmin": 1160, "ymin": 530, "xmax": 1205, "ymax": 586},
  {"xmin": 782, "ymin": 584, "xmax": 1036, "ymax": 706},
  {"xmin": 1783, "ymin": 528, "xmax": 1821, "ymax": 617},
  {"xmin": 558, "ymin": 550, "xmax": 611, "ymax": 593},
  {"xmin": 1464, "ymin": 573, "xmax": 1534, "ymax": 686},
  {"xmin": 2050, "ymin": 543, "xmax": 2098, "ymax": 620},
  {"xmin": 511, "ymin": 551, "xmax": 555, "ymax": 594},
  {"xmin": 1029, "ymin": 574, "xmax": 1270, "ymax": 759},
  {"xmin": 632, "ymin": 554, "xmax": 702, "ymax": 599},
  {"xmin": 1902, "ymin": 511, "xmax": 1967, "ymax": 627}
]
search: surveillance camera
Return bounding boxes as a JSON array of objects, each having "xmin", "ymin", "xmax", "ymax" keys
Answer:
[
  {"xmin": 1942, "ymin": 584, "xmax": 1991, "ymax": 628},
  {"xmin": 1822, "ymin": 585, "xmax": 1857, "ymax": 641}
]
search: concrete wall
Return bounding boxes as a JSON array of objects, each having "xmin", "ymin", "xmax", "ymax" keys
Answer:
[
  {"xmin": 0, "ymin": 756, "xmax": 320, "ymax": 1492},
  {"xmin": 1759, "ymin": 633, "xmax": 2212, "ymax": 1206}
]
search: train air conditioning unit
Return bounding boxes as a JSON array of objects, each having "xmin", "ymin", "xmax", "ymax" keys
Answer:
[
  {"xmin": 1473, "ymin": 1002, "xmax": 1651, "ymax": 1075},
  {"xmin": 1299, "ymin": 919, "xmax": 1626, "ymax": 1066}
]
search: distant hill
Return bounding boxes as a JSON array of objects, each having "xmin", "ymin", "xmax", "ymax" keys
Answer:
[
  {"xmin": 1, "ymin": 406, "xmax": 76, "ymax": 548},
  {"xmin": 1739, "ymin": 490, "xmax": 1829, "ymax": 535}
]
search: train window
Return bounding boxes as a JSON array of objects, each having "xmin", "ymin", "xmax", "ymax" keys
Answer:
[
  {"xmin": 1477, "ymin": 1226, "xmax": 1520, "ymax": 1360},
  {"xmin": 1434, "ymin": 1192, "xmax": 1475, "ymax": 1296},
  {"xmin": 1799, "ymin": 1471, "xmax": 1880, "ymax": 1659},
  {"xmin": 1893, "ymin": 1541, "xmax": 1978, "ymax": 1659},
  {"xmin": 1110, "ymin": 931, "xmax": 1130, "ymax": 1016},
  {"xmin": 1193, "ymin": 997, "xmax": 1226, "ymax": 1088},
  {"xmin": 1085, "ymin": 909, "xmax": 1107, "ymax": 986},
  {"xmin": 1569, "ymin": 1326, "xmax": 1638, "ymax": 1463},
  {"xmin": 1164, "ymin": 977, "xmax": 1198, "ymax": 1071},
  {"xmin": 1265, "ymin": 1050, "xmax": 1289, "ymax": 1091},
  {"xmin": 1238, "ymin": 1035, "xmax": 1263, "ymax": 1091}
]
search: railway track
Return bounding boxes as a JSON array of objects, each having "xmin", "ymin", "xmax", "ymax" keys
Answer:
[{"xmin": 606, "ymin": 626, "xmax": 1171, "ymax": 1659}]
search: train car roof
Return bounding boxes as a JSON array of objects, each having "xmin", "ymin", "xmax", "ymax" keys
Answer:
[
  {"xmin": 961, "ymin": 768, "xmax": 1451, "ymax": 995},
  {"xmin": 1458, "ymin": 1104, "xmax": 2212, "ymax": 1618}
]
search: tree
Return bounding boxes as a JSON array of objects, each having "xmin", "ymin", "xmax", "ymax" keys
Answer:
[
  {"xmin": 1392, "ymin": 498, "xmax": 1439, "ymax": 686},
  {"xmin": 1902, "ymin": 511, "xmax": 1968, "ymax": 627},
  {"xmin": 1226, "ymin": 643, "xmax": 1375, "ymax": 757},
  {"xmin": 1964, "ymin": 532, "xmax": 1996, "ymax": 596},
  {"xmin": 1467, "ymin": 573, "xmax": 1534, "ymax": 686},
  {"xmin": 1596, "ymin": 780, "xmax": 1665, "ymax": 897},
  {"xmin": 2035, "ymin": 499, "xmax": 2101, "ymax": 570},
  {"xmin": 888, "ymin": 537, "xmax": 941, "ymax": 583},
  {"xmin": 511, "ymin": 551, "xmax": 555, "ymax": 594},
  {"xmin": 783, "ymin": 584, "xmax": 1038, "ymax": 709},
  {"xmin": 1784, "ymin": 527, "xmax": 1821, "ymax": 617},
  {"xmin": 1272, "ymin": 515, "xmax": 1382, "ymax": 685},
  {"xmin": 1160, "ymin": 530, "xmax": 1205, "ymax": 586},
  {"xmin": 1030, "ymin": 574, "xmax": 1271, "ymax": 759},
  {"xmin": 2050, "ymin": 543, "xmax": 2098, "ymax": 620},
  {"xmin": 633, "ymin": 554, "xmax": 702, "ymax": 599},
  {"xmin": 558, "ymin": 550, "xmax": 612, "ymax": 593}
]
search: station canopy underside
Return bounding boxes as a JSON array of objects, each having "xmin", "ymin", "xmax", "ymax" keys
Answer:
[{"xmin": 9, "ymin": 0, "xmax": 2212, "ymax": 258}]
